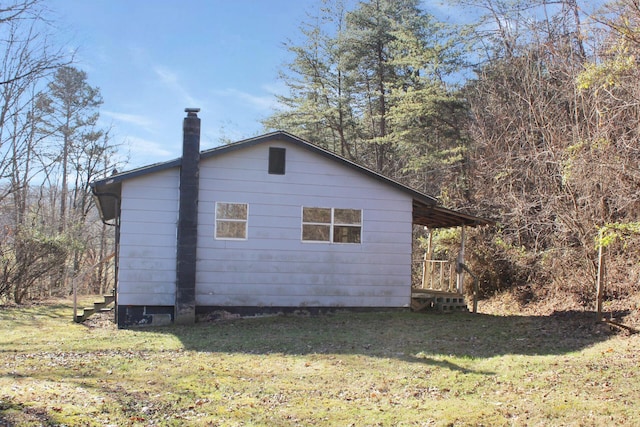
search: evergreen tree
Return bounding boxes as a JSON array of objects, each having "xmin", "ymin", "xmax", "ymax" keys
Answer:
[
  {"xmin": 265, "ymin": 0, "xmax": 465, "ymax": 190},
  {"xmin": 264, "ymin": 0, "xmax": 360, "ymax": 159},
  {"xmin": 33, "ymin": 66, "xmax": 115, "ymax": 297},
  {"xmin": 36, "ymin": 66, "xmax": 103, "ymax": 232}
]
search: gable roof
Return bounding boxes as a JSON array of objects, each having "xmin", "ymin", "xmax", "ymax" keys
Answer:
[{"xmin": 91, "ymin": 131, "xmax": 491, "ymax": 228}]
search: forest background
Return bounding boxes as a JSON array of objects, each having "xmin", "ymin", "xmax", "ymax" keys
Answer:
[{"xmin": 0, "ymin": 0, "xmax": 638, "ymax": 322}]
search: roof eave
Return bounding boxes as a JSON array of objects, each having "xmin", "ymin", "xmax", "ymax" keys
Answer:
[
  {"xmin": 90, "ymin": 180, "xmax": 122, "ymax": 222},
  {"xmin": 89, "ymin": 131, "xmax": 492, "ymax": 226},
  {"xmin": 412, "ymin": 200, "xmax": 494, "ymax": 229}
]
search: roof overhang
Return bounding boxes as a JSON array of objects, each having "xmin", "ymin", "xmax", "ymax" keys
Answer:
[
  {"xmin": 91, "ymin": 180, "xmax": 122, "ymax": 222},
  {"xmin": 90, "ymin": 131, "xmax": 493, "ymax": 229},
  {"xmin": 90, "ymin": 159, "xmax": 182, "ymax": 222},
  {"xmin": 412, "ymin": 200, "xmax": 493, "ymax": 229}
]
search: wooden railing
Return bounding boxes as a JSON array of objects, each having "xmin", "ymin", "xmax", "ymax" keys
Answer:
[
  {"xmin": 413, "ymin": 259, "xmax": 457, "ymax": 293},
  {"xmin": 412, "ymin": 259, "xmax": 480, "ymax": 313}
]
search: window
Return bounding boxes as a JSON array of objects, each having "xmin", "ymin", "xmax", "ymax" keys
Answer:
[
  {"xmin": 215, "ymin": 202, "xmax": 248, "ymax": 239},
  {"xmin": 333, "ymin": 208, "xmax": 362, "ymax": 243},
  {"xmin": 268, "ymin": 147, "xmax": 286, "ymax": 175},
  {"xmin": 302, "ymin": 207, "xmax": 361, "ymax": 243},
  {"xmin": 302, "ymin": 207, "xmax": 331, "ymax": 242}
]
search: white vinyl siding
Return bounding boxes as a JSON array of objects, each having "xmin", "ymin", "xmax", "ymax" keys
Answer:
[
  {"xmin": 195, "ymin": 140, "xmax": 413, "ymax": 308},
  {"xmin": 115, "ymin": 138, "xmax": 414, "ymax": 310},
  {"xmin": 117, "ymin": 169, "xmax": 179, "ymax": 306}
]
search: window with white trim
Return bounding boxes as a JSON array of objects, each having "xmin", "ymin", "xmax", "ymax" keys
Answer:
[
  {"xmin": 302, "ymin": 207, "xmax": 361, "ymax": 243},
  {"xmin": 215, "ymin": 202, "xmax": 248, "ymax": 239}
]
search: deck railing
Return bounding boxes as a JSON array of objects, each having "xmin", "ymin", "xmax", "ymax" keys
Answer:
[{"xmin": 412, "ymin": 259, "xmax": 457, "ymax": 293}]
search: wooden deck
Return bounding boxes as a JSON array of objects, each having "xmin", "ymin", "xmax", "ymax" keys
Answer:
[{"xmin": 410, "ymin": 288, "xmax": 468, "ymax": 313}]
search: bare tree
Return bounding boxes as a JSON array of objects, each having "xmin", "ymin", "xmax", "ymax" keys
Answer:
[
  {"xmin": 458, "ymin": 0, "xmax": 639, "ymax": 307},
  {"xmin": 0, "ymin": 0, "xmax": 71, "ymax": 302},
  {"xmin": 0, "ymin": 1, "xmax": 65, "ymax": 87}
]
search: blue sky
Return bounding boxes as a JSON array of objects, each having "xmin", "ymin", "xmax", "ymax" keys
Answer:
[
  {"xmin": 48, "ymin": 0, "xmax": 324, "ymax": 169},
  {"xmin": 50, "ymin": 0, "xmax": 578, "ymax": 170}
]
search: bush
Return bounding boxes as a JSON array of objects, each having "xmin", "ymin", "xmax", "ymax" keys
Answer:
[{"xmin": 0, "ymin": 227, "xmax": 68, "ymax": 304}]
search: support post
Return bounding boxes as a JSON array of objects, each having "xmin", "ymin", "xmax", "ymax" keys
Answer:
[
  {"xmin": 456, "ymin": 226, "xmax": 466, "ymax": 294},
  {"xmin": 595, "ymin": 233, "xmax": 605, "ymax": 322},
  {"xmin": 73, "ymin": 276, "xmax": 77, "ymax": 322},
  {"xmin": 421, "ymin": 228, "xmax": 432, "ymax": 289}
]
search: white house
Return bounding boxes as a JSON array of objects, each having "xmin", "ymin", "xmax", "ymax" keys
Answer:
[{"xmin": 91, "ymin": 109, "xmax": 489, "ymax": 327}]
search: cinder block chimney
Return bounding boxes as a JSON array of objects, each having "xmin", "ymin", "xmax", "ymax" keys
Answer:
[{"xmin": 175, "ymin": 108, "xmax": 200, "ymax": 324}]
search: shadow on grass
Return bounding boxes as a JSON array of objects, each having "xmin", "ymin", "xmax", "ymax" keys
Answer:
[
  {"xmin": 146, "ymin": 310, "xmax": 614, "ymax": 368},
  {"xmin": 0, "ymin": 303, "xmax": 76, "ymax": 327},
  {"xmin": 0, "ymin": 304, "xmax": 621, "ymax": 425}
]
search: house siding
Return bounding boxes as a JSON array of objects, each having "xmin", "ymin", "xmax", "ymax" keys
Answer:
[
  {"xmin": 117, "ymin": 169, "xmax": 179, "ymax": 306},
  {"xmin": 115, "ymin": 138, "xmax": 414, "ymax": 312},
  {"xmin": 195, "ymin": 139, "xmax": 413, "ymax": 309}
]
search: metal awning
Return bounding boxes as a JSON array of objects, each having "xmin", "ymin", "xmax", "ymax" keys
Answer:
[{"xmin": 91, "ymin": 180, "xmax": 123, "ymax": 222}]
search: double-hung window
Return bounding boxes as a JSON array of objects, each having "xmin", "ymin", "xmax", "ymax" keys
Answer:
[
  {"xmin": 215, "ymin": 202, "xmax": 248, "ymax": 239},
  {"xmin": 302, "ymin": 207, "xmax": 361, "ymax": 243}
]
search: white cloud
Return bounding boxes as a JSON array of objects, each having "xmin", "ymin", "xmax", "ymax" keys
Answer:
[
  {"xmin": 262, "ymin": 81, "xmax": 287, "ymax": 97},
  {"xmin": 153, "ymin": 65, "xmax": 200, "ymax": 107},
  {"xmin": 214, "ymin": 87, "xmax": 277, "ymax": 112},
  {"xmin": 102, "ymin": 110, "xmax": 154, "ymax": 128},
  {"xmin": 126, "ymin": 135, "xmax": 176, "ymax": 165},
  {"xmin": 153, "ymin": 65, "xmax": 177, "ymax": 84},
  {"xmin": 422, "ymin": 0, "xmax": 475, "ymax": 24}
]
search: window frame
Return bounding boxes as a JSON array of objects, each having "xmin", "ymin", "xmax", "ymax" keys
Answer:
[
  {"xmin": 215, "ymin": 202, "xmax": 249, "ymax": 240},
  {"xmin": 332, "ymin": 208, "xmax": 362, "ymax": 244},
  {"xmin": 301, "ymin": 207, "xmax": 362, "ymax": 244},
  {"xmin": 301, "ymin": 207, "xmax": 332, "ymax": 243}
]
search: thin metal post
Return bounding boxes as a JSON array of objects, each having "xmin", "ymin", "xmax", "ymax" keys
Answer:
[
  {"xmin": 421, "ymin": 228, "xmax": 431, "ymax": 289},
  {"xmin": 473, "ymin": 274, "xmax": 479, "ymax": 314},
  {"xmin": 456, "ymin": 226, "xmax": 466, "ymax": 294},
  {"xmin": 596, "ymin": 231, "xmax": 605, "ymax": 322},
  {"xmin": 73, "ymin": 276, "xmax": 77, "ymax": 322}
]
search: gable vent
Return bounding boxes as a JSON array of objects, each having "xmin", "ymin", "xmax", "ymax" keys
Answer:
[{"xmin": 268, "ymin": 147, "xmax": 286, "ymax": 175}]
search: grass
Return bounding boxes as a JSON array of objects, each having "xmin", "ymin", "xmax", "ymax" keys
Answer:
[{"xmin": 1, "ymin": 298, "xmax": 639, "ymax": 426}]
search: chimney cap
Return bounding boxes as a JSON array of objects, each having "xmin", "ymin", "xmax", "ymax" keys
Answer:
[{"xmin": 184, "ymin": 107, "xmax": 200, "ymax": 116}]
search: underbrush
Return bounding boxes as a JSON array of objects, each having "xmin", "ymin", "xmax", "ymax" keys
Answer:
[{"xmin": 460, "ymin": 227, "xmax": 640, "ymax": 328}]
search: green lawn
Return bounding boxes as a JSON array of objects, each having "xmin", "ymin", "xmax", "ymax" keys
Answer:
[{"xmin": 1, "ymin": 299, "xmax": 638, "ymax": 426}]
